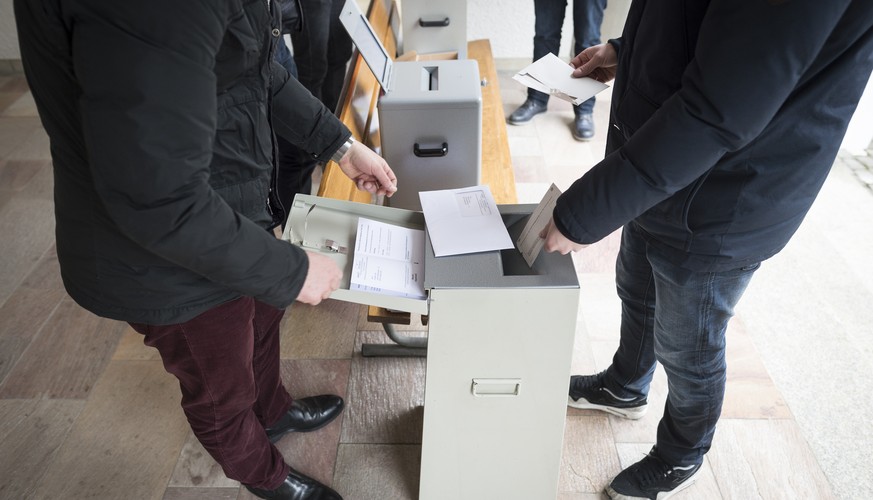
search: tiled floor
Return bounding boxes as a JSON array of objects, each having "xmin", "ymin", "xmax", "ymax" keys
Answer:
[{"xmin": 0, "ymin": 63, "xmax": 871, "ymax": 500}]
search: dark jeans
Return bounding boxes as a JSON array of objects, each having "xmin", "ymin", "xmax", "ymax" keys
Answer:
[
  {"xmin": 276, "ymin": 0, "xmax": 353, "ymax": 226},
  {"xmin": 291, "ymin": 0, "xmax": 352, "ymax": 110},
  {"xmin": 601, "ymin": 222, "xmax": 759, "ymax": 466},
  {"xmin": 275, "ymin": 35, "xmax": 298, "ymax": 79},
  {"xmin": 531, "ymin": 0, "xmax": 607, "ymax": 115},
  {"xmin": 129, "ymin": 297, "xmax": 293, "ymax": 490}
]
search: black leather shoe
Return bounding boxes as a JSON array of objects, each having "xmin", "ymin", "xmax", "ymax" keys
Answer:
[
  {"xmin": 246, "ymin": 467, "xmax": 343, "ymax": 500},
  {"xmin": 573, "ymin": 113, "xmax": 595, "ymax": 141},
  {"xmin": 265, "ymin": 395, "xmax": 344, "ymax": 443},
  {"xmin": 508, "ymin": 98, "xmax": 547, "ymax": 125}
]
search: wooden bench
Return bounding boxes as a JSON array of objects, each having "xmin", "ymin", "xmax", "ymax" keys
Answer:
[{"xmin": 320, "ymin": 0, "xmax": 517, "ymax": 352}]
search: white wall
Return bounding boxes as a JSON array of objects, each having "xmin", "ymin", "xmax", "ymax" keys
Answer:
[{"xmin": 467, "ymin": 0, "xmax": 630, "ymax": 62}]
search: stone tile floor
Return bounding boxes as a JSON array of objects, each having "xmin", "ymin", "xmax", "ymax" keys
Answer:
[{"xmin": 0, "ymin": 67, "xmax": 871, "ymax": 499}]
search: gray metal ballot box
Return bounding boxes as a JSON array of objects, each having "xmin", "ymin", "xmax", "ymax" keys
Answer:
[
  {"xmin": 378, "ymin": 59, "xmax": 482, "ymax": 211},
  {"xmin": 282, "ymin": 194, "xmax": 580, "ymax": 500},
  {"xmin": 401, "ymin": 0, "xmax": 468, "ymax": 59},
  {"xmin": 339, "ymin": 0, "xmax": 482, "ymax": 212}
]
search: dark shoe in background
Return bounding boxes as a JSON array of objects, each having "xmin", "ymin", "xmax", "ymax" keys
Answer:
[
  {"xmin": 508, "ymin": 98, "xmax": 548, "ymax": 125},
  {"xmin": 573, "ymin": 113, "xmax": 595, "ymax": 141},
  {"xmin": 266, "ymin": 395, "xmax": 344, "ymax": 443},
  {"xmin": 246, "ymin": 468, "xmax": 343, "ymax": 500},
  {"xmin": 605, "ymin": 446, "xmax": 701, "ymax": 500}
]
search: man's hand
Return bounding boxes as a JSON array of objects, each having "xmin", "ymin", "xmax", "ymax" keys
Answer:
[
  {"xmin": 337, "ymin": 141, "xmax": 398, "ymax": 197},
  {"xmin": 570, "ymin": 43, "xmax": 618, "ymax": 83},
  {"xmin": 296, "ymin": 251, "xmax": 342, "ymax": 305},
  {"xmin": 539, "ymin": 217, "xmax": 588, "ymax": 255}
]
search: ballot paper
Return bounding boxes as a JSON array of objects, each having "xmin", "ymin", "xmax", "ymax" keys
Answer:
[
  {"xmin": 513, "ymin": 53, "xmax": 609, "ymax": 106},
  {"xmin": 350, "ymin": 217, "xmax": 426, "ymax": 299},
  {"xmin": 419, "ymin": 186, "xmax": 514, "ymax": 257},
  {"xmin": 516, "ymin": 183, "xmax": 562, "ymax": 267}
]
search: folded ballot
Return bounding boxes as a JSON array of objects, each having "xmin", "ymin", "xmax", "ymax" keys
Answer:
[{"xmin": 513, "ymin": 53, "xmax": 608, "ymax": 106}]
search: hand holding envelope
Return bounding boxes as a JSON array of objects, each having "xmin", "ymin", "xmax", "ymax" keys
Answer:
[{"xmin": 513, "ymin": 53, "xmax": 609, "ymax": 106}]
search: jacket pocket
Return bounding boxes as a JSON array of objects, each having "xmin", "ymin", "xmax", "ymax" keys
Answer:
[{"xmin": 614, "ymin": 84, "xmax": 660, "ymax": 139}]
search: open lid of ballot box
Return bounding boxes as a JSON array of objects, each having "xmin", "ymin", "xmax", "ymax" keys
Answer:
[
  {"xmin": 281, "ymin": 195, "xmax": 579, "ymax": 316},
  {"xmin": 339, "ymin": 0, "xmax": 396, "ymax": 91}
]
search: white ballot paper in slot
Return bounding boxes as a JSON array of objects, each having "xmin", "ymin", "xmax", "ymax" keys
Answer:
[
  {"xmin": 513, "ymin": 53, "xmax": 609, "ymax": 106},
  {"xmin": 516, "ymin": 183, "xmax": 562, "ymax": 267},
  {"xmin": 350, "ymin": 217, "xmax": 426, "ymax": 299},
  {"xmin": 419, "ymin": 185, "xmax": 515, "ymax": 257}
]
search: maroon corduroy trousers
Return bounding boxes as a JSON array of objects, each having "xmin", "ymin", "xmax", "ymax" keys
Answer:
[{"xmin": 130, "ymin": 296, "xmax": 293, "ymax": 489}]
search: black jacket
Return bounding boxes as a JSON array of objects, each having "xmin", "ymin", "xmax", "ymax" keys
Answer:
[
  {"xmin": 554, "ymin": 0, "xmax": 873, "ymax": 271},
  {"xmin": 15, "ymin": 0, "xmax": 351, "ymax": 323}
]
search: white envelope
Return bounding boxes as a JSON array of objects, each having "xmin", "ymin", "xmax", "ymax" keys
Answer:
[
  {"xmin": 513, "ymin": 53, "xmax": 609, "ymax": 106},
  {"xmin": 419, "ymin": 186, "xmax": 514, "ymax": 257}
]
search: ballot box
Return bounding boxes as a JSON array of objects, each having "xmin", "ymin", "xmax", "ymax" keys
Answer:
[
  {"xmin": 340, "ymin": 0, "xmax": 482, "ymax": 211},
  {"xmin": 401, "ymin": 0, "xmax": 468, "ymax": 59},
  {"xmin": 282, "ymin": 194, "xmax": 580, "ymax": 500},
  {"xmin": 378, "ymin": 59, "xmax": 482, "ymax": 211}
]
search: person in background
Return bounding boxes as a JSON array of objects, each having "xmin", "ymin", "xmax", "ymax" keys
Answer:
[
  {"xmin": 276, "ymin": 0, "xmax": 301, "ymax": 79},
  {"xmin": 277, "ymin": 0, "xmax": 354, "ymax": 225},
  {"xmin": 508, "ymin": 0, "xmax": 607, "ymax": 141},
  {"xmin": 540, "ymin": 1, "xmax": 873, "ymax": 498},
  {"xmin": 14, "ymin": 1, "xmax": 396, "ymax": 499}
]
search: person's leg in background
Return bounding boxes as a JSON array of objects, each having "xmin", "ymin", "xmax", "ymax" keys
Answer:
[
  {"xmin": 570, "ymin": 0, "xmax": 606, "ymax": 140},
  {"xmin": 273, "ymin": 31, "xmax": 315, "ymax": 226},
  {"xmin": 508, "ymin": 0, "xmax": 567, "ymax": 125},
  {"xmin": 292, "ymin": 0, "xmax": 332, "ymax": 102},
  {"xmin": 275, "ymin": 33, "xmax": 298, "ymax": 80},
  {"xmin": 279, "ymin": 0, "xmax": 352, "ymax": 227},
  {"xmin": 322, "ymin": 0, "xmax": 353, "ymax": 113},
  {"xmin": 275, "ymin": 139, "xmax": 317, "ymax": 226}
]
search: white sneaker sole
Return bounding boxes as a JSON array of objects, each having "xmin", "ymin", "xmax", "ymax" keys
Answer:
[{"xmin": 567, "ymin": 396, "xmax": 648, "ymax": 420}]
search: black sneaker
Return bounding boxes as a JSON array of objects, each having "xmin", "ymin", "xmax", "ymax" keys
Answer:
[
  {"xmin": 568, "ymin": 372, "xmax": 648, "ymax": 419},
  {"xmin": 606, "ymin": 447, "xmax": 701, "ymax": 500}
]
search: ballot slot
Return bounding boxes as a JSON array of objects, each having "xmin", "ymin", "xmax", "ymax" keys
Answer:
[
  {"xmin": 423, "ymin": 204, "xmax": 579, "ymax": 290},
  {"xmin": 500, "ymin": 213, "xmax": 540, "ymax": 277},
  {"xmin": 421, "ymin": 66, "xmax": 439, "ymax": 91}
]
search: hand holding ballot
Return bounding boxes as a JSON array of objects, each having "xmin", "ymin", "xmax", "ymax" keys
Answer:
[
  {"xmin": 513, "ymin": 53, "xmax": 609, "ymax": 106},
  {"xmin": 539, "ymin": 217, "xmax": 588, "ymax": 256},
  {"xmin": 569, "ymin": 42, "xmax": 619, "ymax": 84}
]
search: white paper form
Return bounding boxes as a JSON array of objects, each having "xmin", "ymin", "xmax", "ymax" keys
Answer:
[
  {"xmin": 350, "ymin": 217, "xmax": 426, "ymax": 299},
  {"xmin": 419, "ymin": 185, "xmax": 514, "ymax": 257},
  {"xmin": 513, "ymin": 53, "xmax": 609, "ymax": 106},
  {"xmin": 516, "ymin": 183, "xmax": 562, "ymax": 267}
]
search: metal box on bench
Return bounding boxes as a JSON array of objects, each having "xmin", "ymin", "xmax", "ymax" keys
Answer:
[
  {"xmin": 340, "ymin": 0, "xmax": 482, "ymax": 211},
  {"xmin": 282, "ymin": 194, "xmax": 580, "ymax": 500},
  {"xmin": 401, "ymin": 0, "xmax": 468, "ymax": 59},
  {"xmin": 378, "ymin": 59, "xmax": 482, "ymax": 210}
]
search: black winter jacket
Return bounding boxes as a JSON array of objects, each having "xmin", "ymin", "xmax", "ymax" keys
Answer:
[
  {"xmin": 15, "ymin": 0, "xmax": 351, "ymax": 324},
  {"xmin": 554, "ymin": 0, "xmax": 873, "ymax": 271}
]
